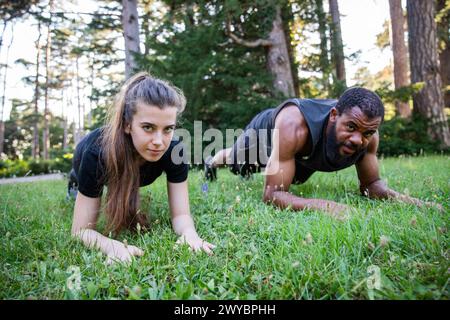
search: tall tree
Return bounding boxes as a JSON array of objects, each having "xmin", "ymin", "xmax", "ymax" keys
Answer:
[
  {"xmin": 282, "ymin": 3, "xmax": 300, "ymax": 97},
  {"xmin": 388, "ymin": 0, "xmax": 411, "ymax": 118},
  {"xmin": 328, "ymin": 0, "xmax": 346, "ymax": 91},
  {"xmin": 437, "ymin": 0, "xmax": 450, "ymax": 108},
  {"xmin": 0, "ymin": 22, "xmax": 14, "ymax": 155},
  {"xmin": 32, "ymin": 20, "xmax": 42, "ymax": 159},
  {"xmin": 316, "ymin": 0, "xmax": 331, "ymax": 94},
  {"xmin": 141, "ymin": 0, "xmax": 280, "ymax": 131},
  {"xmin": 74, "ymin": 53, "xmax": 83, "ymax": 145},
  {"xmin": 227, "ymin": 4, "xmax": 295, "ymax": 97},
  {"xmin": 42, "ymin": 0, "xmax": 53, "ymax": 159},
  {"xmin": 407, "ymin": 0, "xmax": 450, "ymax": 147},
  {"xmin": 121, "ymin": 0, "xmax": 141, "ymax": 79}
]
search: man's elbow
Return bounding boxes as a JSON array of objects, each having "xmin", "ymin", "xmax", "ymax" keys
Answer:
[
  {"xmin": 262, "ymin": 191, "xmax": 274, "ymax": 204},
  {"xmin": 263, "ymin": 188, "xmax": 281, "ymax": 205}
]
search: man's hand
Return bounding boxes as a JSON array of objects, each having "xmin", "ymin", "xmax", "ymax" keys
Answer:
[
  {"xmin": 320, "ymin": 201, "xmax": 352, "ymax": 221},
  {"xmin": 417, "ymin": 199, "xmax": 444, "ymax": 212},
  {"xmin": 175, "ymin": 230, "xmax": 216, "ymax": 255},
  {"xmin": 424, "ymin": 201, "xmax": 445, "ymax": 213},
  {"xmin": 105, "ymin": 240, "xmax": 144, "ymax": 265},
  {"xmin": 362, "ymin": 180, "xmax": 444, "ymax": 212}
]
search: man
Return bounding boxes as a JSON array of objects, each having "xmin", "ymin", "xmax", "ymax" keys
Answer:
[{"xmin": 205, "ymin": 87, "xmax": 439, "ymax": 218}]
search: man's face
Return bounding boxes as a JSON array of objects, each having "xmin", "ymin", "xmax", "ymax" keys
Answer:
[
  {"xmin": 125, "ymin": 101, "xmax": 177, "ymax": 162},
  {"xmin": 326, "ymin": 106, "xmax": 381, "ymax": 161}
]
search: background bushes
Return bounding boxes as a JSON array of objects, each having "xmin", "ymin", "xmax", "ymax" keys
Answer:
[{"xmin": 0, "ymin": 153, "xmax": 72, "ymax": 178}]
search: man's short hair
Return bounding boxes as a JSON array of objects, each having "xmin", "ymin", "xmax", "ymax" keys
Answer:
[{"xmin": 335, "ymin": 87, "xmax": 384, "ymax": 121}]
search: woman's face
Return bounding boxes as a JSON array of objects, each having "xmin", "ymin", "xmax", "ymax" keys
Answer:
[{"xmin": 126, "ymin": 101, "xmax": 178, "ymax": 162}]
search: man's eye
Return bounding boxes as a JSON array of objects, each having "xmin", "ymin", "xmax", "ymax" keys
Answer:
[
  {"xmin": 164, "ymin": 127, "xmax": 174, "ymax": 133},
  {"xmin": 346, "ymin": 124, "xmax": 355, "ymax": 131},
  {"xmin": 364, "ymin": 132, "xmax": 375, "ymax": 138}
]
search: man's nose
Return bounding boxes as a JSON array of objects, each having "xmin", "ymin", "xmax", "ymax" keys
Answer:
[{"xmin": 349, "ymin": 132, "xmax": 363, "ymax": 146}]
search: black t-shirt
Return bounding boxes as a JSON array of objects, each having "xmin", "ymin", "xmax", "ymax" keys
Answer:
[{"xmin": 72, "ymin": 128, "xmax": 189, "ymax": 198}]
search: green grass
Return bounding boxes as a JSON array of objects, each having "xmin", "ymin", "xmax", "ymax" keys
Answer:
[{"xmin": 1, "ymin": 155, "xmax": 449, "ymax": 300}]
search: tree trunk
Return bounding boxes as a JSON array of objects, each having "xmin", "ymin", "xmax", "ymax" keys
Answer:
[
  {"xmin": 316, "ymin": 0, "xmax": 331, "ymax": 94},
  {"xmin": 88, "ymin": 55, "xmax": 94, "ymax": 130},
  {"xmin": 266, "ymin": 6, "xmax": 295, "ymax": 97},
  {"xmin": 75, "ymin": 55, "xmax": 83, "ymax": 145},
  {"xmin": 389, "ymin": 0, "xmax": 411, "ymax": 118},
  {"xmin": 121, "ymin": 0, "xmax": 141, "ymax": 79},
  {"xmin": 0, "ymin": 23, "xmax": 13, "ymax": 155},
  {"xmin": 32, "ymin": 21, "xmax": 42, "ymax": 159},
  {"xmin": 0, "ymin": 22, "xmax": 7, "ymax": 54},
  {"xmin": 282, "ymin": 4, "xmax": 299, "ymax": 97},
  {"xmin": 43, "ymin": 9, "xmax": 52, "ymax": 160},
  {"xmin": 437, "ymin": 0, "xmax": 450, "ymax": 109},
  {"xmin": 228, "ymin": 6, "xmax": 295, "ymax": 97},
  {"xmin": 407, "ymin": 0, "xmax": 450, "ymax": 148},
  {"xmin": 142, "ymin": 12, "xmax": 150, "ymax": 57},
  {"xmin": 61, "ymin": 90, "xmax": 67, "ymax": 150},
  {"xmin": 328, "ymin": 0, "xmax": 347, "ymax": 88}
]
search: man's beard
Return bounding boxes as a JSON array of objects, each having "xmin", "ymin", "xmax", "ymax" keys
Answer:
[{"xmin": 325, "ymin": 122, "xmax": 359, "ymax": 165}]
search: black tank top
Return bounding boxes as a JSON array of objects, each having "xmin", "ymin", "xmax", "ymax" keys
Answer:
[{"xmin": 247, "ymin": 98, "xmax": 366, "ymax": 183}]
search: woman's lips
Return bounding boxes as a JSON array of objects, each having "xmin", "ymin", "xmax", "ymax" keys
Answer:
[{"xmin": 148, "ymin": 149, "xmax": 163, "ymax": 155}]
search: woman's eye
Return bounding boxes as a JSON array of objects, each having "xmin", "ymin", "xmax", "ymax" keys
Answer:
[{"xmin": 143, "ymin": 126, "xmax": 153, "ymax": 132}]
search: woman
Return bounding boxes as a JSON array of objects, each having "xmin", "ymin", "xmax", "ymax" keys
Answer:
[{"xmin": 69, "ymin": 72, "xmax": 215, "ymax": 264}]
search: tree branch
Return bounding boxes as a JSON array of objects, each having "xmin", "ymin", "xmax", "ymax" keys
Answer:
[{"xmin": 226, "ymin": 19, "xmax": 272, "ymax": 48}]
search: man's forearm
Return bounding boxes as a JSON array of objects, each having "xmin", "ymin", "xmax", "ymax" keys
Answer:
[{"xmin": 268, "ymin": 191, "xmax": 347, "ymax": 214}]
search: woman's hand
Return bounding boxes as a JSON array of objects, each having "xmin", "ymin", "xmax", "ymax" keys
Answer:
[
  {"xmin": 105, "ymin": 240, "xmax": 144, "ymax": 265},
  {"xmin": 175, "ymin": 230, "xmax": 216, "ymax": 255},
  {"xmin": 168, "ymin": 182, "xmax": 216, "ymax": 255}
]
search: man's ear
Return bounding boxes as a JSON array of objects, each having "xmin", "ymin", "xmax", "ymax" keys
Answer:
[{"xmin": 329, "ymin": 107, "xmax": 338, "ymax": 122}]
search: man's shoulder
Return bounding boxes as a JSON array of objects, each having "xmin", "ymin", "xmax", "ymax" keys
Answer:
[
  {"xmin": 274, "ymin": 104, "xmax": 309, "ymax": 136},
  {"xmin": 273, "ymin": 104, "xmax": 309, "ymax": 156}
]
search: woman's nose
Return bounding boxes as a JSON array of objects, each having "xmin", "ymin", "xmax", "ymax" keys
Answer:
[{"xmin": 151, "ymin": 131, "xmax": 163, "ymax": 146}]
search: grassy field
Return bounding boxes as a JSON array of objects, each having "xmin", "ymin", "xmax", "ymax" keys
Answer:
[{"xmin": 1, "ymin": 155, "xmax": 449, "ymax": 300}]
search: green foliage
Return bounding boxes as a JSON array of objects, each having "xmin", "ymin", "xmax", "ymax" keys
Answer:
[
  {"xmin": 378, "ymin": 116, "xmax": 444, "ymax": 156},
  {"xmin": 137, "ymin": 0, "xmax": 284, "ymax": 134},
  {"xmin": 0, "ymin": 155, "xmax": 72, "ymax": 178},
  {"xmin": 0, "ymin": 0, "xmax": 41, "ymax": 22},
  {"xmin": 376, "ymin": 82, "xmax": 425, "ymax": 104},
  {"xmin": 0, "ymin": 159, "xmax": 30, "ymax": 178}
]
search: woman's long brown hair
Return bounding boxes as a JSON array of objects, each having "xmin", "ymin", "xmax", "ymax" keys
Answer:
[{"xmin": 100, "ymin": 72, "xmax": 186, "ymax": 235}]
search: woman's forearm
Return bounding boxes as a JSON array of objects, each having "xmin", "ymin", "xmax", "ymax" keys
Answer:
[{"xmin": 73, "ymin": 228, "xmax": 121, "ymax": 256}]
